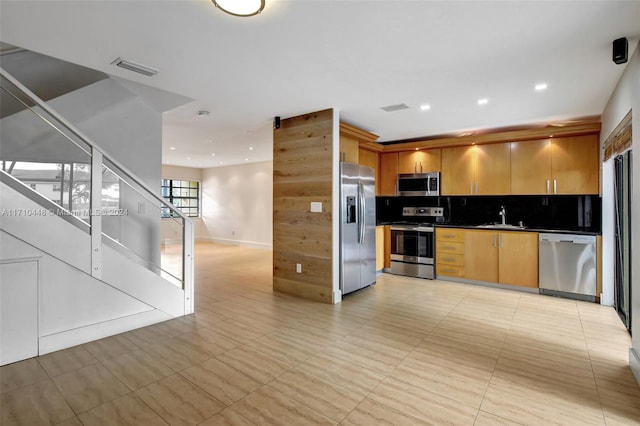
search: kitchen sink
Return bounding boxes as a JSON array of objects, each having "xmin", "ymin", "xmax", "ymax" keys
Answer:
[{"xmin": 475, "ymin": 223, "xmax": 526, "ymax": 230}]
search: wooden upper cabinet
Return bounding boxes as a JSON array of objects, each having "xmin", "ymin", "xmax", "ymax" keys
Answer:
[
  {"xmin": 398, "ymin": 149, "xmax": 441, "ymax": 174},
  {"xmin": 511, "ymin": 135, "xmax": 598, "ymax": 195},
  {"xmin": 379, "ymin": 152, "xmax": 399, "ymax": 196},
  {"xmin": 359, "ymin": 148, "xmax": 379, "ymax": 195},
  {"xmin": 442, "ymin": 144, "xmax": 509, "ymax": 195},
  {"xmin": 441, "ymin": 146, "xmax": 475, "ymax": 195},
  {"xmin": 475, "ymin": 143, "xmax": 510, "ymax": 195},
  {"xmin": 510, "ymin": 139, "xmax": 552, "ymax": 195},
  {"xmin": 552, "ymin": 135, "xmax": 599, "ymax": 194},
  {"xmin": 339, "ymin": 134, "xmax": 359, "ymax": 164}
]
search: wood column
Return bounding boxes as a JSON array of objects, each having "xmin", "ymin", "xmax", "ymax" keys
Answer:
[{"xmin": 273, "ymin": 108, "xmax": 336, "ymax": 303}]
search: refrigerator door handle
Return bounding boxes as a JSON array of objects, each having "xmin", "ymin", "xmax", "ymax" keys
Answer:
[{"xmin": 358, "ymin": 182, "xmax": 365, "ymax": 244}]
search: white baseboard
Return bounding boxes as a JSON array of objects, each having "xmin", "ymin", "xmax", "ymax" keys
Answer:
[
  {"xmin": 38, "ymin": 309, "xmax": 172, "ymax": 355},
  {"xmin": 332, "ymin": 289, "xmax": 342, "ymax": 304},
  {"xmin": 196, "ymin": 236, "xmax": 272, "ymax": 250},
  {"xmin": 630, "ymin": 347, "xmax": 640, "ymax": 387}
]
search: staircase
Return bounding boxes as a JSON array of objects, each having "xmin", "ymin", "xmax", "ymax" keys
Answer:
[{"xmin": 0, "ymin": 67, "xmax": 194, "ymax": 365}]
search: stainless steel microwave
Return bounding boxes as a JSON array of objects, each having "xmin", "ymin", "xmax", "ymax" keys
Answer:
[{"xmin": 397, "ymin": 172, "xmax": 440, "ymax": 196}]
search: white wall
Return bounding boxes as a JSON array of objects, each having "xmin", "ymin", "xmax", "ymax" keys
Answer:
[
  {"xmin": 600, "ymin": 42, "xmax": 640, "ymax": 384},
  {"xmin": 201, "ymin": 161, "xmax": 273, "ymax": 249}
]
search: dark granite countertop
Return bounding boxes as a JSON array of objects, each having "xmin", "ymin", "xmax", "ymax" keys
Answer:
[
  {"xmin": 432, "ymin": 223, "xmax": 600, "ymax": 236},
  {"xmin": 377, "ymin": 222, "xmax": 600, "ymax": 235}
]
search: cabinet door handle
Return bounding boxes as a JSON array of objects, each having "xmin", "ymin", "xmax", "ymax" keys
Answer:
[
  {"xmin": 414, "ymin": 162, "xmax": 417, "ymax": 173},
  {"xmin": 470, "ymin": 183, "xmax": 473, "ymax": 194},
  {"xmin": 420, "ymin": 161, "xmax": 423, "ymax": 173},
  {"xmin": 475, "ymin": 182, "xmax": 479, "ymax": 195},
  {"xmin": 554, "ymin": 179, "xmax": 557, "ymax": 194},
  {"xmin": 493, "ymin": 233, "xmax": 497, "ymax": 247},
  {"xmin": 546, "ymin": 180, "xmax": 550, "ymax": 194},
  {"xmin": 500, "ymin": 234, "xmax": 503, "ymax": 248}
]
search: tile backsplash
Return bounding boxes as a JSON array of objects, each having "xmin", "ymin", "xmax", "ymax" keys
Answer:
[{"xmin": 377, "ymin": 195, "xmax": 601, "ymax": 233}]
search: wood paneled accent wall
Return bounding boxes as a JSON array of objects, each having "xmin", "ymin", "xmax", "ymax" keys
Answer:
[{"xmin": 273, "ymin": 108, "xmax": 336, "ymax": 303}]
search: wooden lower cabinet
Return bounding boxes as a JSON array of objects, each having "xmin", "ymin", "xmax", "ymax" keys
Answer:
[
  {"xmin": 375, "ymin": 226, "xmax": 384, "ymax": 271},
  {"xmin": 464, "ymin": 230, "xmax": 499, "ymax": 282},
  {"xmin": 498, "ymin": 231, "xmax": 538, "ymax": 287},
  {"xmin": 436, "ymin": 228, "xmax": 465, "ymax": 277},
  {"xmin": 385, "ymin": 226, "xmax": 391, "ymax": 269},
  {"xmin": 436, "ymin": 228, "xmax": 538, "ymax": 288}
]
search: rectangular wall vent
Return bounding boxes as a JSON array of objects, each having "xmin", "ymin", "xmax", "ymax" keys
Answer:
[
  {"xmin": 111, "ymin": 57, "xmax": 158, "ymax": 77},
  {"xmin": 380, "ymin": 103, "xmax": 410, "ymax": 112}
]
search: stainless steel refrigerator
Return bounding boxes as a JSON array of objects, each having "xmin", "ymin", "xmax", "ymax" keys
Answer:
[{"xmin": 340, "ymin": 162, "xmax": 376, "ymax": 295}]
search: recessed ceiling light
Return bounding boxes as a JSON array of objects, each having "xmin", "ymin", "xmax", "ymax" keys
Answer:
[
  {"xmin": 245, "ymin": 158, "xmax": 249, "ymax": 161},
  {"xmin": 477, "ymin": 98, "xmax": 489, "ymax": 105},
  {"xmin": 535, "ymin": 83, "xmax": 548, "ymax": 91},
  {"xmin": 549, "ymin": 134, "xmax": 554, "ymax": 138},
  {"xmin": 249, "ymin": 146, "xmax": 254, "ymax": 150},
  {"xmin": 420, "ymin": 104, "xmax": 431, "ymax": 111},
  {"xmin": 169, "ymin": 147, "xmax": 176, "ymax": 150},
  {"xmin": 211, "ymin": 153, "xmax": 216, "ymax": 156},
  {"xmin": 415, "ymin": 148, "xmax": 419, "ymax": 151},
  {"xmin": 186, "ymin": 157, "xmax": 191, "ymax": 160}
]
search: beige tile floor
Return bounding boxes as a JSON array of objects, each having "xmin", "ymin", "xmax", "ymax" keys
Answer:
[{"xmin": 2, "ymin": 242, "xmax": 640, "ymax": 425}]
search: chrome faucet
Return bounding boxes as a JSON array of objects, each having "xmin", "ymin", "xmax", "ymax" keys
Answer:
[{"xmin": 499, "ymin": 206, "xmax": 507, "ymax": 225}]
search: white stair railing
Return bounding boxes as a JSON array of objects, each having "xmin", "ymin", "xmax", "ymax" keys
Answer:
[{"xmin": 0, "ymin": 66, "xmax": 194, "ymax": 314}]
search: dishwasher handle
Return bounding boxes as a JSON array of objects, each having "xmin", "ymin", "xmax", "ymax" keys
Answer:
[{"xmin": 539, "ymin": 233, "xmax": 596, "ymax": 245}]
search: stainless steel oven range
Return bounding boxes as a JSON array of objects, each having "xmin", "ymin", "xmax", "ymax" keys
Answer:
[{"xmin": 389, "ymin": 206, "xmax": 443, "ymax": 279}]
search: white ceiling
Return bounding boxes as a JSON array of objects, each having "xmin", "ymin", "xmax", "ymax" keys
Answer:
[{"xmin": 1, "ymin": 1, "xmax": 639, "ymax": 169}]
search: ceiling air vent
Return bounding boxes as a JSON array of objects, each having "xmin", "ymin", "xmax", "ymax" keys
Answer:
[
  {"xmin": 380, "ymin": 103, "xmax": 410, "ymax": 112},
  {"xmin": 111, "ymin": 57, "xmax": 158, "ymax": 77}
]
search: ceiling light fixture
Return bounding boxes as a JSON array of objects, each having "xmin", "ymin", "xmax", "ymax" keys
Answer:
[
  {"xmin": 420, "ymin": 104, "xmax": 431, "ymax": 111},
  {"xmin": 249, "ymin": 146, "xmax": 254, "ymax": 150},
  {"xmin": 211, "ymin": 153, "xmax": 216, "ymax": 156},
  {"xmin": 170, "ymin": 147, "xmax": 176, "ymax": 150},
  {"xmin": 535, "ymin": 83, "xmax": 548, "ymax": 91},
  {"xmin": 212, "ymin": 0, "xmax": 265, "ymax": 17},
  {"xmin": 477, "ymin": 98, "xmax": 489, "ymax": 105}
]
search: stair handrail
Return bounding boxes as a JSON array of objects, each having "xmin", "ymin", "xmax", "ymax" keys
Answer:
[{"xmin": 0, "ymin": 66, "xmax": 189, "ymax": 222}]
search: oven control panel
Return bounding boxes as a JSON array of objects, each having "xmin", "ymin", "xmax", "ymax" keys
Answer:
[{"xmin": 402, "ymin": 207, "xmax": 444, "ymax": 217}]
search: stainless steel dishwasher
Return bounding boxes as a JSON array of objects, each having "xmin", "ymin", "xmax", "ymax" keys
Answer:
[{"xmin": 539, "ymin": 233, "xmax": 597, "ymax": 301}]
